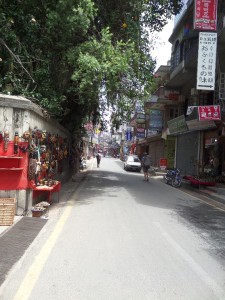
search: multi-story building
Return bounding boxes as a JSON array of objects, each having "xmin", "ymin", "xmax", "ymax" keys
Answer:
[
  {"xmin": 165, "ymin": 0, "xmax": 225, "ymax": 177},
  {"xmin": 137, "ymin": 0, "xmax": 225, "ymax": 178}
]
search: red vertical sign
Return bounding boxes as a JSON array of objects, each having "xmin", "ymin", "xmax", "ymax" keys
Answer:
[{"xmin": 194, "ymin": 0, "xmax": 218, "ymax": 31}]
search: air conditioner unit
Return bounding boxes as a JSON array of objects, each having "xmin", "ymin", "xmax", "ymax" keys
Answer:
[{"xmin": 191, "ymin": 88, "xmax": 198, "ymax": 96}]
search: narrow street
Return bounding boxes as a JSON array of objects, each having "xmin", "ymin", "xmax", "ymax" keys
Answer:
[{"xmin": 1, "ymin": 157, "xmax": 225, "ymax": 300}]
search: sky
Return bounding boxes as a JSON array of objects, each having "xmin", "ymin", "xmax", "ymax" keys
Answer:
[{"xmin": 151, "ymin": 19, "xmax": 174, "ymax": 70}]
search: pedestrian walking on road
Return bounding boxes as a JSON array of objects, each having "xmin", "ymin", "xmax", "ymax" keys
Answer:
[
  {"xmin": 142, "ymin": 152, "xmax": 151, "ymax": 181},
  {"xmin": 96, "ymin": 152, "xmax": 101, "ymax": 168}
]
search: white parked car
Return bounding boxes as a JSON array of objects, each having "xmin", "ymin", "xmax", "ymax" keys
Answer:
[{"xmin": 124, "ymin": 155, "xmax": 142, "ymax": 172}]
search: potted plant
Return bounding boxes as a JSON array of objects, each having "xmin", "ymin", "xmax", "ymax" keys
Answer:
[{"xmin": 31, "ymin": 206, "xmax": 46, "ymax": 217}]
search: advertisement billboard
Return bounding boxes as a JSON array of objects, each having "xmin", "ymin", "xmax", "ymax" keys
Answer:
[{"xmin": 194, "ymin": 0, "xmax": 218, "ymax": 31}]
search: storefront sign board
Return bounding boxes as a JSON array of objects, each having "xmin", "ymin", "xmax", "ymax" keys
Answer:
[
  {"xmin": 198, "ymin": 105, "xmax": 221, "ymax": 120},
  {"xmin": 159, "ymin": 158, "xmax": 168, "ymax": 170}
]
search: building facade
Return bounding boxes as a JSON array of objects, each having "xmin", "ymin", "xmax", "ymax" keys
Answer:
[{"xmin": 136, "ymin": 0, "xmax": 225, "ymax": 180}]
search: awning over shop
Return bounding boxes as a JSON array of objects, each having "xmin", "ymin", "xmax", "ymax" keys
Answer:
[
  {"xmin": 186, "ymin": 119, "xmax": 216, "ymax": 130},
  {"xmin": 168, "ymin": 115, "xmax": 188, "ymax": 135},
  {"xmin": 186, "ymin": 106, "xmax": 217, "ymax": 130},
  {"xmin": 167, "ymin": 106, "xmax": 220, "ymax": 135}
]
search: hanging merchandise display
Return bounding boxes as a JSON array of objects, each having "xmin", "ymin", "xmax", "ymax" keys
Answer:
[
  {"xmin": 14, "ymin": 131, "xmax": 19, "ymax": 154},
  {"xmin": 0, "ymin": 127, "xmax": 69, "ymax": 200},
  {"xmin": 0, "ymin": 131, "xmax": 3, "ymax": 143},
  {"xmin": 3, "ymin": 130, "xmax": 9, "ymax": 152},
  {"xmin": 25, "ymin": 127, "xmax": 69, "ymax": 187}
]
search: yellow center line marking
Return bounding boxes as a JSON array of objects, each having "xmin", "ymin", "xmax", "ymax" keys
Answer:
[{"xmin": 13, "ymin": 181, "xmax": 85, "ymax": 300}]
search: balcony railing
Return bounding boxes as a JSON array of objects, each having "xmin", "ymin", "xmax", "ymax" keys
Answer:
[
  {"xmin": 170, "ymin": 38, "xmax": 198, "ymax": 73},
  {"xmin": 170, "ymin": 49, "xmax": 181, "ymax": 73},
  {"xmin": 152, "ymin": 86, "xmax": 181, "ymax": 102}
]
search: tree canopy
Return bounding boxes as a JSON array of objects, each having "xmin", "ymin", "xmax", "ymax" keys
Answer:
[{"xmin": 0, "ymin": 0, "xmax": 183, "ymax": 133}]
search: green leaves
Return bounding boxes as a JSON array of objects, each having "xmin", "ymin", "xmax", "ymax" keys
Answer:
[{"xmin": 0, "ymin": 0, "xmax": 182, "ymax": 133}]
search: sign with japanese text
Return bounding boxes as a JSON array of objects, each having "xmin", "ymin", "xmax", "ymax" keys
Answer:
[
  {"xmin": 198, "ymin": 105, "xmax": 221, "ymax": 120},
  {"xmin": 194, "ymin": 0, "xmax": 218, "ymax": 31},
  {"xmin": 197, "ymin": 32, "xmax": 217, "ymax": 91}
]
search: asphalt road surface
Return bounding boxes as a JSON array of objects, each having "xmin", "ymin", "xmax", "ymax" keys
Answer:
[{"xmin": 1, "ymin": 157, "xmax": 225, "ymax": 300}]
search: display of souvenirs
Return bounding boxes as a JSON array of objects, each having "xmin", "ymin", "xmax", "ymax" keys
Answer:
[
  {"xmin": 14, "ymin": 131, "xmax": 19, "ymax": 154},
  {"xmin": 0, "ymin": 131, "xmax": 3, "ymax": 143},
  {"xmin": 0, "ymin": 126, "xmax": 70, "ymax": 189},
  {"xmin": 3, "ymin": 130, "xmax": 9, "ymax": 152},
  {"xmin": 19, "ymin": 128, "xmax": 70, "ymax": 186}
]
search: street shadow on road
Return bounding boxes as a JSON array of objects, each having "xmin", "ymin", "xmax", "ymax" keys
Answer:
[
  {"xmin": 76, "ymin": 166, "xmax": 192, "ymax": 211},
  {"xmin": 174, "ymin": 201, "xmax": 225, "ymax": 261},
  {"xmin": 76, "ymin": 166, "xmax": 225, "ymax": 261}
]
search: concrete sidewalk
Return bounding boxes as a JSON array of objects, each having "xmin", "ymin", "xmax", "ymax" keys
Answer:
[
  {"xmin": 155, "ymin": 170, "xmax": 225, "ymax": 211},
  {"xmin": 180, "ymin": 179, "xmax": 225, "ymax": 211},
  {"xmin": 0, "ymin": 160, "xmax": 94, "ymax": 288},
  {"xmin": 0, "ymin": 158, "xmax": 94, "ymax": 244},
  {"xmin": 0, "ymin": 217, "xmax": 48, "ymax": 286}
]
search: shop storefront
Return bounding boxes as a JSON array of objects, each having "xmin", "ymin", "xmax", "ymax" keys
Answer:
[
  {"xmin": 148, "ymin": 138, "xmax": 165, "ymax": 167},
  {"xmin": 176, "ymin": 131, "xmax": 199, "ymax": 175},
  {"xmin": 167, "ymin": 106, "xmax": 223, "ymax": 176},
  {"xmin": 164, "ymin": 136, "xmax": 176, "ymax": 169}
]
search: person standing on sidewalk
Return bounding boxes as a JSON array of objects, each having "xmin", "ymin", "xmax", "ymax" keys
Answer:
[
  {"xmin": 142, "ymin": 152, "xmax": 151, "ymax": 181},
  {"xmin": 96, "ymin": 152, "xmax": 101, "ymax": 168}
]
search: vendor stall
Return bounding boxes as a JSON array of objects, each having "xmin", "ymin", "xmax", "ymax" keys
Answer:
[{"xmin": 0, "ymin": 128, "xmax": 69, "ymax": 207}]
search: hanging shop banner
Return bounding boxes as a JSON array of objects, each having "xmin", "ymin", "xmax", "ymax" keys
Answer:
[
  {"xmin": 126, "ymin": 129, "xmax": 132, "ymax": 141},
  {"xmin": 194, "ymin": 0, "xmax": 218, "ymax": 31},
  {"xmin": 197, "ymin": 32, "xmax": 217, "ymax": 91},
  {"xmin": 198, "ymin": 105, "xmax": 221, "ymax": 121},
  {"xmin": 136, "ymin": 111, "xmax": 145, "ymax": 124},
  {"xmin": 149, "ymin": 110, "xmax": 163, "ymax": 131}
]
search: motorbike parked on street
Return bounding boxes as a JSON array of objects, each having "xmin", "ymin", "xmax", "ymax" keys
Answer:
[{"xmin": 163, "ymin": 168, "xmax": 182, "ymax": 188}]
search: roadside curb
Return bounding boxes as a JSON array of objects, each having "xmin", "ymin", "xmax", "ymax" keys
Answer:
[{"xmin": 154, "ymin": 172, "xmax": 225, "ymax": 211}]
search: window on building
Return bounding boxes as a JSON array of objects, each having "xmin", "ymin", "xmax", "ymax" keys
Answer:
[{"xmin": 169, "ymin": 107, "xmax": 179, "ymax": 119}]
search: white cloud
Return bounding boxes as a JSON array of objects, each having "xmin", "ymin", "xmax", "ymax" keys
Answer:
[{"xmin": 151, "ymin": 19, "xmax": 174, "ymax": 70}]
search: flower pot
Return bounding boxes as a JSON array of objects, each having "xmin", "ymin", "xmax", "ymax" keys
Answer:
[{"xmin": 32, "ymin": 210, "xmax": 44, "ymax": 217}]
